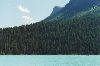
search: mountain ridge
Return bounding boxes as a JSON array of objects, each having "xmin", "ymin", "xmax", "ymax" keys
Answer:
[
  {"xmin": 43, "ymin": 0, "xmax": 100, "ymax": 22},
  {"xmin": 50, "ymin": 6, "xmax": 62, "ymax": 16}
]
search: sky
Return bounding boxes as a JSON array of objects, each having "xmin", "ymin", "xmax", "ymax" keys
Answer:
[
  {"xmin": 0, "ymin": 55, "xmax": 100, "ymax": 66},
  {"xmin": 0, "ymin": 0, "xmax": 70, "ymax": 28}
]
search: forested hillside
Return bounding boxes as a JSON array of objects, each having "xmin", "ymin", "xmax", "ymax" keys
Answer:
[
  {"xmin": 0, "ymin": 0, "xmax": 100, "ymax": 55},
  {"xmin": 0, "ymin": 14, "xmax": 100, "ymax": 55}
]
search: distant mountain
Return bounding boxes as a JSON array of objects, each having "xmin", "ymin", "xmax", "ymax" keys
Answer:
[
  {"xmin": 50, "ymin": 6, "xmax": 62, "ymax": 16},
  {"xmin": 44, "ymin": 0, "xmax": 100, "ymax": 22}
]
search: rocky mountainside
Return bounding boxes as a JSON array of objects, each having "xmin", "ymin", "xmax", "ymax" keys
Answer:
[
  {"xmin": 44, "ymin": 0, "xmax": 100, "ymax": 22},
  {"xmin": 50, "ymin": 6, "xmax": 62, "ymax": 16}
]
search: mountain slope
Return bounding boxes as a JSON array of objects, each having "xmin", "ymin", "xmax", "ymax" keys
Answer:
[
  {"xmin": 43, "ymin": 0, "xmax": 100, "ymax": 22},
  {"xmin": 50, "ymin": 6, "xmax": 62, "ymax": 16},
  {"xmin": 73, "ymin": 6, "xmax": 100, "ymax": 18}
]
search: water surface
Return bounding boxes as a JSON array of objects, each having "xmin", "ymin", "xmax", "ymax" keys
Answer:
[{"xmin": 0, "ymin": 55, "xmax": 100, "ymax": 66}]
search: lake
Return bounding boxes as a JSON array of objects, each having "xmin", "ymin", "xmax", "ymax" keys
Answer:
[{"xmin": 0, "ymin": 55, "xmax": 100, "ymax": 66}]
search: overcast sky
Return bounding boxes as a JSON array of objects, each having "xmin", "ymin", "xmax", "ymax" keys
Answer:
[{"xmin": 0, "ymin": 0, "xmax": 70, "ymax": 28}]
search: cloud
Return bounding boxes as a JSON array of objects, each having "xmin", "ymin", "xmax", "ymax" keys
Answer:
[
  {"xmin": 22, "ymin": 15, "xmax": 33, "ymax": 24},
  {"xmin": 17, "ymin": 4, "xmax": 34, "ymax": 24},
  {"xmin": 18, "ymin": 5, "xmax": 30, "ymax": 13}
]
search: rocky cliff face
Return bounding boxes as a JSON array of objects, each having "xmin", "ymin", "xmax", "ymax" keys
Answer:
[
  {"xmin": 44, "ymin": 0, "xmax": 100, "ymax": 22},
  {"xmin": 50, "ymin": 6, "xmax": 62, "ymax": 16},
  {"xmin": 63, "ymin": 0, "xmax": 99, "ymax": 12},
  {"xmin": 60, "ymin": 0, "xmax": 100, "ymax": 18}
]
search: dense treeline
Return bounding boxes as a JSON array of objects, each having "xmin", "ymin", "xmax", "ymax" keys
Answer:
[{"xmin": 0, "ymin": 15, "xmax": 100, "ymax": 55}]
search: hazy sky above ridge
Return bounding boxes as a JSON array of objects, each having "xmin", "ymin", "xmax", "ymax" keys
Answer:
[{"xmin": 0, "ymin": 0, "xmax": 70, "ymax": 28}]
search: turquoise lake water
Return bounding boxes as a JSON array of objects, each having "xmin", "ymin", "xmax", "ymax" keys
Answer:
[{"xmin": 0, "ymin": 55, "xmax": 100, "ymax": 66}]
